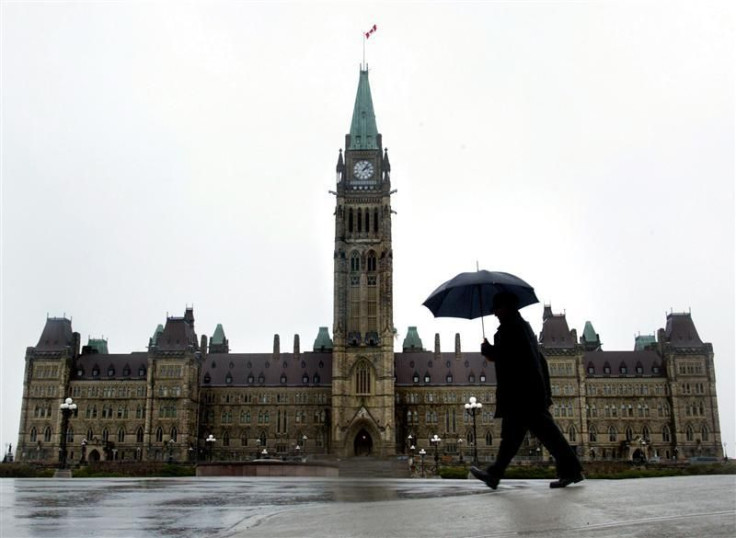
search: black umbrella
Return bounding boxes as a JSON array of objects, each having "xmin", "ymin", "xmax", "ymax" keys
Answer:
[{"xmin": 422, "ymin": 270, "xmax": 539, "ymax": 336}]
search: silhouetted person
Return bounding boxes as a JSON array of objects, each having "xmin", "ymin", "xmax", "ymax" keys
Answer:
[{"xmin": 471, "ymin": 292, "xmax": 584, "ymax": 489}]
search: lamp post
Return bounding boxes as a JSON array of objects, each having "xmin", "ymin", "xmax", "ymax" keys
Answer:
[
  {"xmin": 419, "ymin": 448, "xmax": 427, "ymax": 478},
  {"xmin": 457, "ymin": 438, "xmax": 464, "ymax": 464},
  {"xmin": 261, "ymin": 448, "xmax": 269, "ymax": 459},
  {"xmin": 205, "ymin": 434, "xmax": 216, "ymax": 461},
  {"xmin": 430, "ymin": 434, "xmax": 441, "ymax": 475},
  {"xmin": 58, "ymin": 397, "xmax": 77, "ymax": 469},
  {"xmin": 464, "ymin": 396, "xmax": 482, "ymax": 465},
  {"xmin": 80, "ymin": 438, "xmax": 88, "ymax": 465},
  {"xmin": 301, "ymin": 435, "xmax": 307, "ymax": 458}
]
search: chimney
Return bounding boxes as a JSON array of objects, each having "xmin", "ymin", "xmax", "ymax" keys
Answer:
[
  {"xmin": 273, "ymin": 334, "xmax": 280, "ymax": 357},
  {"xmin": 434, "ymin": 333, "xmax": 441, "ymax": 361},
  {"xmin": 455, "ymin": 333, "xmax": 461, "ymax": 360},
  {"xmin": 293, "ymin": 334, "xmax": 300, "ymax": 358}
]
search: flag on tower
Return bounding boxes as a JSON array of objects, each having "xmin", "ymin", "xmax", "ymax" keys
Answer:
[{"xmin": 365, "ymin": 24, "xmax": 377, "ymax": 39}]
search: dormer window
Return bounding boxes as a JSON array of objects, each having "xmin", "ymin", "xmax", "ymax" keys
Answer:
[
  {"xmin": 247, "ymin": 373, "xmax": 254, "ymax": 384},
  {"xmin": 258, "ymin": 374, "xmax": 265, "ymax": 384},
  {"xmin": 138, "ymin": 366, "xmax": 146, "ymax": 376},
  {"xmin": 280, "ymin": 375, "xmax": 287, "ymax": 385},
  {"xmin": 424, "ymin": 373, "xmax": 431, "ymax": 383},
  {"xmin": 480, "ymin": 373, "xmax": 486, "ymax": 383},
  {"xmin": 412, "ymin": 373, "xmax": 419, "ymax": 384},
  {"xmin": 204, "ymin": 373, "xmax": 211, "ymax": 384},
  {"xmin": 225, "ymin": 373, "xmax": 233, "ymax": 385},
  {"xmin": 302, "ymin": 374, "xmax": 309, "ymax": 384},
  {"xmin": 446, "ymin": 374, "xmax": 453, "ymax": 384},
  {"xmin": 107, "ymin": 367, "xmax": 115, "ymax": 377},
  {"xmin": 469, "ymin": 374, "xmax": 476, "ymax": 383},
  {"xmin": 603, "ymin": 363, "xmax": 611, "ymax": 375},
  {"xmin": 313, "ymin": 374, "xmax": 320, "ymax": 384},
  {"xmin": 122, "ymin": 365, "xmax": 131, "ymax": 377},
  {"xmin": 77, "ymin": 368, "xmax": 84, "ymax": 377}
]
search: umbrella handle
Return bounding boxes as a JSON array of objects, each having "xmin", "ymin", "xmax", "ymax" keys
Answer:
[{"xmin": 478, "ymin": 284, "xmax": 486, "ymax": 338}]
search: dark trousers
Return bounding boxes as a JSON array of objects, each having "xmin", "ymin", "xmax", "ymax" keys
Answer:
[{"xmin": 489, "ymin": 409, "xmax": 582, "ymax": 479}]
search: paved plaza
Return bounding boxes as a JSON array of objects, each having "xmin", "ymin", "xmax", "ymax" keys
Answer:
[{"xmin": 1, "ymin": 475, "xmax": 734, "ymax": 537}]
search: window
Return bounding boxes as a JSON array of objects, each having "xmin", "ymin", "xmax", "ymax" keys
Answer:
[
  {"xmin": 686, "ymin": 425, "xmax": 694, "ymax": 441},
  {"xmin": 136, "ymin": 427, "xmax": 144, "ymax": 443},
  {"xmin": 446, "ymin": 373, "xmax": 453, "ymax": 383},
  {"xmin": 156, "ymin": 427, "xmax": 163, "ymax": 443},
  {"xmin": 608, "ymin": 426, "xmax": 617, "ymax": 442},
  {"xmin": 367, "ymin": 251, "xmax": 377, "ymax": 272},
  {"xmin": 118, "ymin": 428, "xmax": 125, "ymax": 443},
  {"xmin": 424, "ymin": 373, "xmax": 431, "ymax": 383},
  {"xmin": 479, "ymin": 373, "xmax": 486, "ymax": 383},
  {"xmin": 350, "ymin": 251, "xmax": 360, "ymax": 272},
  {"xmin": 30, "ymin": 427, "xmax": 37, "ymax": 443},
  {"xmin": 107, "ymin": 366, "xmax": 115, "ymax": 377},
  {"xmin": 568, "ymin": 426, "xmax": 577, "ymax": 442},
  {"xmin": 485, "ymin": 431, "xmax": 493, "ymax": 446},
  {"xmin": 356, "ymin": 362, "xmax": 371, "ymax": 395},
  {"xmin": 412, "ymin": 373, "xmax": 419, "ymax": 384},
  {"xmin": 280, "ymin": 374, "xmax": 287, "ymax": 385},
  {"xmin": 662, "ymin": 425, "xmax": 671, "ymax": 442},
  {"xmin": 589, "ymin": 426, "xmax": 597, "ymax": 443},
  {"xmin": 603, "ymin": 363, "xmax": 611, "ymax": 375}
]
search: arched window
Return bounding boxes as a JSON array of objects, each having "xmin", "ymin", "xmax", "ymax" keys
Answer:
[
  {"xmin": 373, "ymin": 208, "xmax": 379, "ymax": 233},
  {"xmin": 466, "ymin": 430, "xmax": 475, "ymax": 445},
  {"xmin": 117, "ymin": 428, "xmax": 125, "ymax": 443},
  {"xmin": 701, "ymin": 424, "xmax": 709, "ymax": 441},
  {"xmin": 44, "ymin": 426, "xmax": 52, "ymax": 442},
  {"xmin": 662, "ymin": 425, "xmax": 671, "ymax": 442},
  {"xmin": 625, "ymin": 427, "xmax": 633, "ymax": 441},
  {"xmin": 259, "ymin": 431, "xmax": 267, "ymax": 447},
  {"xmin": 357, "ymin": 208, "xmax": 363, "ymax": 232},
  {"xmin": 642, "ymin": 426, "xmax": 651, "ymax": 442},
  {"xmin": 170, "ymin": 427, "xmax": 177, "ymax": 442},
  {"xmin": 136, "ymin": 427, "xmax": 144, "ymax": 443},
  {"xmin": 608, "ymin": 426, "xmax": 617, "ymax": 442},
  {"xmin": 30, "ymin": 427, "xmax": 38, "ymax": 443},
  {"xmin": 367, "ymin": 251, "xmax": 377, "ymax": 272},
  {"xmin": 350, "ymin": 251, "xmax": 360, "ymax": 272},
  {"xmin": 686, "ymin": 425, "xmax": 694, "ymax": 441},
  {"xmin": 589, "ymin": 426, "xmax": 597, "ymax": 443},
  {"xmin": 223, "ymin": 431, "xmax": 230, "ymax": 447},
  {"xmin": 485, "ymin": 431, "xmax": 493, "ymax": 446},
  {"xmin": 356, "ymin": 362, "xmax": 371, "ymax": 395},
  {"xmin": 155, "ymin": 427, "xmax": 163, "ymax": 443},
  {"xmin": 568, "ymin": 426, "xmax": 577, "ymax": 442},
  {"xmin": 348, "ymin": 208, "xmax": 354, "ymax": 233},
  {"xmin": 241, "ymin": 431, "xmax": 248, "ymax": 446},
  {"xmin": 102, "ymin": 428, "xmax": 109, "ymax": 443}
]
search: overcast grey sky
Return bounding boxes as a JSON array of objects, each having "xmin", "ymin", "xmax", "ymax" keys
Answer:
[{"xmin": 2, "ymin": 1, "xmax": 733, "ymax": 456}]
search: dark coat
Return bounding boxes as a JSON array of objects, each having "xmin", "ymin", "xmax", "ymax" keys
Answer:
[{"xmin": 483, "ymin": 311, "xmax": 552, "ymax": 418}]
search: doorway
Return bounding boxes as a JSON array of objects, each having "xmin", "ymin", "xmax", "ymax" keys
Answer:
[{"xmin": 354, "ymin": 429, "xmax": 373, "ymax": 456}]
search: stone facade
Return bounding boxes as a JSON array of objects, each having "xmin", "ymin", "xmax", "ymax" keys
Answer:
[{"xmin": 15, "ymin": 69, "xmax": 723, "ymax": 465}]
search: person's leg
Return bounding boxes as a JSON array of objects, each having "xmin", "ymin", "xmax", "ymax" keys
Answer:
[
  {"xmin": 489, "ymin": 416, "xmax": 528, "ymax": 478},
  {"xmin": 529, "ymin": 410, "xmax": 582, "ymax": 479}
]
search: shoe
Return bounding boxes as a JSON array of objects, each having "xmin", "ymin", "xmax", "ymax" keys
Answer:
[
  {"xmin": 470, "ymin": 466, "xmax": 500, "ymax": 490},
  {"xmin": 549, "ymin": 473, "xmax": 585, "ymax": 488}
]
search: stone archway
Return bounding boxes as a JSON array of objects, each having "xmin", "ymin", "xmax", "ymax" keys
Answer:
[
  {"xmin": 354, "ymin": 429, "xmax": 373, "ymax": 456},
  {"xmin": 88, "ymin": 449, "xmax": 101, "ymax": 462}
]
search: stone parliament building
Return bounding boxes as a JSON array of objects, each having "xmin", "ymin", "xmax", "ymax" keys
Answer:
[{"xmin": 17, "ymin": 69, "xmax": 723, "ymax": 466}]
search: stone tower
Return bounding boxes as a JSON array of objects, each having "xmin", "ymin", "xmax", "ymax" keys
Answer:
[{"xmin": 331, "ymin": 68, "xmax": 396, "ymax": 457}]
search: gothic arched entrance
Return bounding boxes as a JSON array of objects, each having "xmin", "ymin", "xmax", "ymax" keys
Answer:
[
  {"xmin": 88, "ymin": 449, "xmax": 100, "ymax": 462},
  {"xmin": 632, "ymin": 448, "xmax": 646, "ymax": 464},
  {"xmin": 354, "ymin": 429, "xmax": 373, "ymax": 456}
]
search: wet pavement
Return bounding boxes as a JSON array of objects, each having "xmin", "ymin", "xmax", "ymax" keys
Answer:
[{"xmin": 0, "ymin": 475, "xmax": 734, "ymax": 537}]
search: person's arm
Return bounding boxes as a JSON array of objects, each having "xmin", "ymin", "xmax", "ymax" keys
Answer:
[{"xmin": 481, "ymin": 338, "xmax": 496, "ymax": 361}]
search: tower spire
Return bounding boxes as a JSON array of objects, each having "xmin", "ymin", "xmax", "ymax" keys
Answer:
[{"xmin": 349, "ymin": 69, "xmax": 379, "ymax": 150}]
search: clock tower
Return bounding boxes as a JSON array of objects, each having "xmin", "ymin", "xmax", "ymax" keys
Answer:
[{"xmin": 331, "ymin": 68, "xmax": 396, "ymax": 457}]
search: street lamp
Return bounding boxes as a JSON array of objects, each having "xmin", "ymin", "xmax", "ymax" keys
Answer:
[
  {"xmin": 58, "ymin": 397, "xmax": 77, "ymax": 469},
  {"xmin": 80, "ymin": 438, "xmax": 88, "ymax": 465},
  {"xmin": 418, "ymin": 448, "xmax": 427, "ymax": 478},
  {"xmin": 464, "ymin": 396, "xmax": 482, "ymax": 465},
  {"xmin": 301, "ymin": 435, "xmax": 307, "ymax": 458},
  {"xmin": 205, "ymin": 434, "xmax": 216, "ymax": 461},
  {"xmin": 430, "ymin": 434, "xmax": 441, "ymax": 475},
  {"xmin": 457, "ymin": 438, "xmax": 464, "ymax": 463}
]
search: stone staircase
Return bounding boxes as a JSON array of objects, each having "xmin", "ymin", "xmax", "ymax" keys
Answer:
[{"xmin": 338, "ymin": 456, "xmax": 411, "ymax": 478}]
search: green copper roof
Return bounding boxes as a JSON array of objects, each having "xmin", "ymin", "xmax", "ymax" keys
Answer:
[
  {"xmin": 582, "ymin": 321, "xmax": 599, "ymax": 343},
  {"xmin": 635, "ymin": 334, "xmax": 656, "ymax": 351},
  {"xmin": 313, "ymin": 327, "xmax": 333, "ymax": 351},
  {"xmin": 87, "ymin": 337, "xmax": 108, "ymax": 354},
  {"xmin": 402, "ymin": 326, "xmax": 424, "ymax": 351},
  {"xmin": 349, "ymin": 70, "xmax": 379, "ymax": 150},
  {"xmin": 211, "ymin": 324, "xmax": 226, "ymax": 345},
  {"xmin": 151, "ymin": 324, "xmax": 164, "ymax": 345}
]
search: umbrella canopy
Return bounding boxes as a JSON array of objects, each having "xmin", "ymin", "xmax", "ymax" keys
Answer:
[{"xmin": 422, "ymin": 270, "xmax": 539, "ymax": 320}]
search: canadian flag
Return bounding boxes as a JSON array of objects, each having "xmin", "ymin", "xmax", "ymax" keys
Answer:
[{"xmin": 365, "ymin": 24, "xmax": 377, "ymax": 39}]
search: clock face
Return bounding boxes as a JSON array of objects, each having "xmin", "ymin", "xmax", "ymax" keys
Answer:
[{"xmin": 353, "ymin": 160, "xmax": 375, "ymax": 180}]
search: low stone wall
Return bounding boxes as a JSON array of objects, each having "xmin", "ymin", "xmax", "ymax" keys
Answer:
[{"xmin": 196, "ymin": 460, "xmax": 339, "ymax": 477}]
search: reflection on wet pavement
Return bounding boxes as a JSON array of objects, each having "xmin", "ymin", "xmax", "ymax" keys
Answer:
[{"xmin": 1, "ymin": 477, "xmax": 486, "ymax": 537}]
